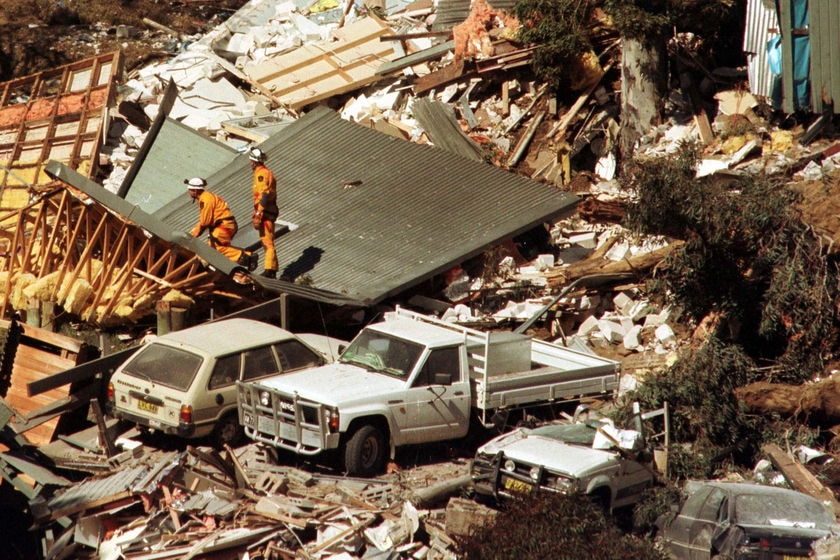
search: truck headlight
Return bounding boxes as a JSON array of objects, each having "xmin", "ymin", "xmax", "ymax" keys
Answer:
[
  {"xmin": 504, "ymin": 459, "xmax": 516, "ymax": 472},
  {"xmin": 259, "ymin": 391, "xmax": 271, "ymax": 407},
  {"xmin": 545, "ymin": 474, "xmax": 576, "ymax": 493},
  {"xmin": 529, "ymin": 466, "xmax": 541, "ymax": 482}
]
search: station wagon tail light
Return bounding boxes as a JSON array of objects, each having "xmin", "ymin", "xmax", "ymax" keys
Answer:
[
  {"xmin": 180, "ymin": 404, "xmax": 193, "ymax": 424},
  {"xmin": 107, "ymin": 382, "xmax": 115, "ymax": 401}
]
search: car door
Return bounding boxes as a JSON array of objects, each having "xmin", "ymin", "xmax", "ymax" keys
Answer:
[
  {"xmin": 391, "ymin": 346, "xmax": 471, "ymax": 445},
  {"xmin": 195, "ymin": 353, "xmax": 242, "ymax": 425},
  {"xmin": 664, "ymin": 486, "xmax": 713, "ymax": 559},
  {"xmin": 688, "ymin": 487, "xmax": 727, "ymax": 560},
  {"xmin": 612, "ymin": 457, "xmax": 655, "ymax": 508}
]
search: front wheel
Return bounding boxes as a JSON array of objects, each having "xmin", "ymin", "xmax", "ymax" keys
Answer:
[
  {"xmin": 210, "ymin": 412, "xmax": 244, "ymax": 449},
  {"xmin": 343, "ymin": 424, "xmax": 386, "ymax": 476}
]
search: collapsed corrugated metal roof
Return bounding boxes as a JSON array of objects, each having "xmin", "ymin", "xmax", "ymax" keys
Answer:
[
  {"xmin": 124, "ymin": 118, "xmax": 238, "ymax": 214},
  {"xmin": 45, "ymin": 162, "xmax": 365, "ymax": 308},
  {"xmin": 149, "ymin": 106, "xmax": 580, "ymax": 305}
]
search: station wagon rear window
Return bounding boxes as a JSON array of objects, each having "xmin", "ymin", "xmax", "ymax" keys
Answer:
[{"xmin": 122, "ymin": 343, "xmax": 203, "ymax": 391}]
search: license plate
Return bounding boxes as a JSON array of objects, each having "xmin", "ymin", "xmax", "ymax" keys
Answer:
[
  {"xmin": 503, "ymin": 477, "xmax": 533, "ymax": 493},
  {"xmin": 137, "ymin": 400, "xmax": 158, "ymax": 414}
]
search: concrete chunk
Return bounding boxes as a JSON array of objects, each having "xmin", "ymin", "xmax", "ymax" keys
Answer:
[
  {"xmin": 577, "ymin": 315, "xmax": 599, "ymax": 336},
  {"xmin": 613, "ymin": 292, "xmax": 633, "ymax": 315},
  {"xmin": 598, "ymin": 319, "xmax": 626, "ymax": 343},
  {"xmin": 655, "ymin": 324, "xmax": 676, "ymax": 346},
  {"xmin": 623, "ymin": 325, "xmax": 642, "ymax": 350}
]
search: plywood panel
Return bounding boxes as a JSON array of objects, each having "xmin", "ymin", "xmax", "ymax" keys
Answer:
[
  {"xmin": 2, "ymin": 321, "xmax": 89, "ymax": 445},
  {"xmin": 243, "ymin": 16, "xmax": 397, "ymax": 110}
]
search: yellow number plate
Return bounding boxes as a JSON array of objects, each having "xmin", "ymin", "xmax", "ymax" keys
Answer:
[
  {"xmin": 503, "ymin": 477, "xmax": 533, "ymax": 493},
  {"xmin": 137, "ymin": 400, "xmax": 158, "ymax": 414}
]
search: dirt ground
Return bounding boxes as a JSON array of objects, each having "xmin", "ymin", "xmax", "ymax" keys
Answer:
[{"xmin": 0, "ymin": 0, "xmax": 250, "ymax": 81}]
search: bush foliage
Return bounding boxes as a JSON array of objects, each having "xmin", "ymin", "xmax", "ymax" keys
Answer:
[
  {"xmin": 624, "ymin": 144, "xmax": 840, "ymax": 383},
  {"xmin": 456, "ymin": 492, "xmax": 666, "ymax": 560}
]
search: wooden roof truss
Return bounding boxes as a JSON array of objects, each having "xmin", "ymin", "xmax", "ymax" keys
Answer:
[{"xmin": 0, "ymin": 187, "xmax": 229, "ymax": 326}]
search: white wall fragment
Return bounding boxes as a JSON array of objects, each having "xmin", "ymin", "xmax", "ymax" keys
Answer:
[
  {"xmin": 568, "ymin": 231, "xmax": 597, "ymax": 248},
  {"xmin": 627, "ymin": 300, "xmax": 653, "ymax": 322},
  {"xmin": 623, "ymin": 325, "xmax": 642, "ymax": 350},
  {"xmin": 655, "ymin": 323, "xmax": 676, "ymax": 346},
  {"xmin": 577, "ymin": 315, "xmax": 599, "ymax": 336},
  {"xmin": 598, "ymin": 319, "xmax": 626, "ymax": 343},
  {"xmin": 613, "ymin": 292, "xmax": 633, "ymax": 315}
]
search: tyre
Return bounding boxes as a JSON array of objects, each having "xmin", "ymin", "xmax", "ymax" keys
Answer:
[
  {"xmin": 210, "ymin": 412, "xmax": 244, "ymax": 449},
  {"xmin": 343, "ymin": 424, "xmax": 386, "ymax": 476}
]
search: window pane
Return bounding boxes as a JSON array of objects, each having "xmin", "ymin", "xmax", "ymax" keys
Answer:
[
  {"xmin": 416, "ymin": 346, "xmax": 459, "ymax": 386},
  {"xmin": 122, "ymin": 343, "xmax": 202, "ymax": 391},
  {"xmin": 242, "ymin": 346, "xmax": 279, "ymax": 381},
  {"xmin": 274, "ymin": 340, "xmax": 323, "ymax": 372},
  {"xmin": 209, "ymin": 354, "xmax": 240, "ymax": 389}
]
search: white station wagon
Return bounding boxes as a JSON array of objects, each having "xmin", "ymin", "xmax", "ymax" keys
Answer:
[{"xmin": 107, "ymin": 318, "xmax": 345, "ymax": 447}]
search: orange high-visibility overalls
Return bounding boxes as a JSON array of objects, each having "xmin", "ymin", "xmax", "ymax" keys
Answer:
[
  {"xmin": 251, "ymin": 163, "xmax": 279, "ymax": 273},
  {"xmin": 191, "ymin": 190, "xmax": 246, "ymax": 263}
]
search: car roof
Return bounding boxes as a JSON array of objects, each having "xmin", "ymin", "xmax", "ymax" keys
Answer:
[
  {"xmin": 153, "ymin": 318, "xmax": 297, "ymax": 354},
  {"xmin": 367, "ymin": 316, "xmax": 465, "ymax": 347},
  {"xmin": 686, "ymin": 480, "xmax": 819, "ymax": 500}
]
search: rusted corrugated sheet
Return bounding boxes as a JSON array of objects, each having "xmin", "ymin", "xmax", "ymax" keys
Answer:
[
  {"xmin": 743, "ymin": 0, "xmax": 778, "ymax": 100},
  {"xmin": 808, "ymin": 0, "xmax": 840, "ymax": 114}
]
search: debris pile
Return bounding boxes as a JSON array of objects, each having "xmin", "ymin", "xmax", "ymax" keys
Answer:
[{"xmin": 25, "ymin": 435, "xmax": 477, "ymax": 559}]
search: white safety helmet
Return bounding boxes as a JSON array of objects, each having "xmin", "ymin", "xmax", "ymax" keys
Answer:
[
  {"xmin": 184, "ymin": 177, "xmax": 207, "ymax": 190},
  {"xmin": 248, "ymin": 147, "xmax": 267, "ymax": 163}
]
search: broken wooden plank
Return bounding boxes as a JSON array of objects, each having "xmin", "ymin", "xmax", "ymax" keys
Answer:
[{"xmin": 762, "ymin": 443, "xmax": 840, "ymax": 517}]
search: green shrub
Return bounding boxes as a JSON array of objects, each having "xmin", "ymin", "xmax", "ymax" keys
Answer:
[
  {"xmin": 457, "ymin": 492, "xmax": 667, "ymax": 560},
  {"xmin": 624, "ymin": 144, "xmax": 840, "ymax": 383}
]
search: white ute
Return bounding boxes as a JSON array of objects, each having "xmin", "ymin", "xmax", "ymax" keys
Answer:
[
  {"xmin": 237, "ymin": 306, "xmax": 622, "ymax": 476},
  {"xmin": 107, "ymin": 318, "xmax": 345, "ymax": 447},
  {"xmin": 470, "ymin": 404, "xmax": 666, "ymax": 511}
]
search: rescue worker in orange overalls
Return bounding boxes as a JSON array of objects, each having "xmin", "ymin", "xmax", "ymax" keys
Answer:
[
  {"xmin": 248, "ymin": 148, "xmax": 279, "ymax": 279},
  {"xmin": 185, "ymin": 177, "xmax": 257, "ymax": 270}
]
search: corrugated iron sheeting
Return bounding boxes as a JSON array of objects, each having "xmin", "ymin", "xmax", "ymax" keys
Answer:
[
  {"xmin": 126, "ymin": 118, "xmax": 237, "ymax": 214},
  {"xmin": 808, "ymin": 0, "xmax": 840, "ymax": 114},
  {"xmin": 743, "ymin": 0, "xmax": 778, "ymax": 101},
  {"xmin": 153, "ymin": 107, "xmax": 579, "ymax": 306},
  {"xmin": 47, "ymin": 451, "xmax": 180, "ymax": 511}
]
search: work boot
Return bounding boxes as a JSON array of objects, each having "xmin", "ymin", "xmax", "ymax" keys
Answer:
[
  {"xmin": 260, "ymin": 270, "xmax": 276, "ymax": 279},
  {"xmin": 237, "ymin": 251, "xmax": 259, "ymax": 271}
]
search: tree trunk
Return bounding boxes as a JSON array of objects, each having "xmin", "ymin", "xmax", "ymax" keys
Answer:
[{"xmin": 618, "ymin": 35, "xmax": 667, "ymax": 159}]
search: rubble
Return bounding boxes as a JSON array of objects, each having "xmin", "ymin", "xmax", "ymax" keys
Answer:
[{"xmin": 3, "ymin": 0, "xmax": 840, "ymax": 557}]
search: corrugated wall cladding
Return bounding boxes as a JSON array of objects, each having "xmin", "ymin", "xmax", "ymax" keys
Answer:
[
  {"xmin": 154, "ymin": 107, "xmax": 579, "ymax": 305},
  {"xmin": 744, "ymin": 0, "xmax": 778, "ymax": 100},
  {"xmin": 808, "ymin": 0, "xmax": 840, "ymax": 114}
]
